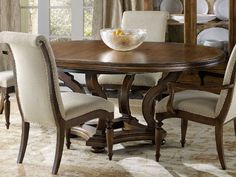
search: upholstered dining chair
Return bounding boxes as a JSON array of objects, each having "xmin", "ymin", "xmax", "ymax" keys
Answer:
[
  {"xmin": 0, "ymin": 31, "xmax": 114, "ymax": 175},
  {"xmin": 155, "ymin": 45, "xmax": 236, "ymax": 169},
  {"xmin": 98, "ymin": 11, "xmax": 169, "ymax": 92},
  {"xmin": 0, "ymin": 69, "xmax": 15, "ymax": 129}
]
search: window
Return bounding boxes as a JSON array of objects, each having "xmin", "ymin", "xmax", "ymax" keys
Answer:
[{"xmin": 20, "ymin": 0, "xmax": 94, "ymax": 40}]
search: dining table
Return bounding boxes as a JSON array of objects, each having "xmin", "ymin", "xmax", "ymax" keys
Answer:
[{"xmin": 51, "ymin": 40, "xmax": 225, "ymax": 152}]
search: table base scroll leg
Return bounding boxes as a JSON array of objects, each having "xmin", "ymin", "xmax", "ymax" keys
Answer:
[
  {"xmin": 142, "ymin": 72, "xmax": 182, "ymax": 141},
  {"xmin": 58, "ymin": 70, "xmax": 85, "ymax": 93}
]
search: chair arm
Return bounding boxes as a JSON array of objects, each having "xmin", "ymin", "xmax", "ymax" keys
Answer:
[
  {"xmin": 167, "ymin": 82, "xmax": 234, "ymax": 91},
  {"xmin": 166, "ymin": 82, "xmax": 234, "ymax": 114}
]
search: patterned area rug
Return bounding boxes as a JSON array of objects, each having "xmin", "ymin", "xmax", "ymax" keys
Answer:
[{"xmin": 0, "ymin": 94, "xmax": 236, "ymax": 177}]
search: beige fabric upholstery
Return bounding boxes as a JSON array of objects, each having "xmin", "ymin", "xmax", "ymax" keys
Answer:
[
  {"xmin": 61, "ymin": 92, "xmax": 113, "ymax": 120},
  {"xmin": 98, "ymin": 11, "xmax": 169, "ymax": 87},
  {"xmin": 156, "ymin": 90, "xmax": 219, "ymax": 118},
  {"xmin": 0, "ymin": 70, "xmax": 15, "ymax": 87},
  {"xmin": 0, "ymin": 32, "xmax": 114, "ymax": 127},
  {"xmin": 216, "ymin": 45, "xmax": 236, "ymax": 123},
  {"xmin": 122, "ymin": 11, "xmax": 169, "ymax": 42},
  {"xmin": 99, "ymin": 73, "xmax": 162, "ymax": 87}
]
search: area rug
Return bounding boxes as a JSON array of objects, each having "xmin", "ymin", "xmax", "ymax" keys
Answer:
[{"xmin": 0, "ymin": 94, "xmax": 236, "ymax": 177}]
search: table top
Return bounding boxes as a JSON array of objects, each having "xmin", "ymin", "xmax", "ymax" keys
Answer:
[{"xmin": 52, "ymin": 40, "xmax": 225, "ymax": 74}]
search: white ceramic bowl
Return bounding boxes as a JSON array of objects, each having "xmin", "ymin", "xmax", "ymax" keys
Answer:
[{"xmin": 100, "ymin": 29, "xmax": 147, "ymax": 51}]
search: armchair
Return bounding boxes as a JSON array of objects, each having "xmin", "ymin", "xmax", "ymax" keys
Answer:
[
  {"xmin": 0, "ymin": 32, "xmax": 114, "ymax": 175},
  {"xmin": 155, "ymin": 44, "xmax": 236, "ymax": 169}
]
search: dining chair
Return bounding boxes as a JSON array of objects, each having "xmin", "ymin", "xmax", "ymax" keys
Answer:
[
  {"xmin": 0, "ymin": 31, "xmax": 114, "ymax": 175},
  {"xmin": 0, "ymin": 69, "xmax": 15, "ymax": 129},
  {"xmin": 98, "ymin": 11, "xmax": 169, "ymax": 93},
  {"xmin": 155, "ymin": 45, "xmax": 236, "ymax": 169}
]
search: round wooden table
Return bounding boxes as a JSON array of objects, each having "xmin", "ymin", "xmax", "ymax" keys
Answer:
[{"xmin": 52, "ymin": 40, "xmax": 225, "ymax": 150}]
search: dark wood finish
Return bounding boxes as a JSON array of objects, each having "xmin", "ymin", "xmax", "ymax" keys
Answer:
[
  {"xmin": 2, "ymin": 41, "xmax": 114, "ymax": 175},
  {"xmin": 0, "ymin": 86, "xmax": 14, "ymax": 129},
  {"xmin": 144, "ymin": 0, "xmax": 153, "ymax": 10},
  {"xmin": 181, "ymin": 119, "xmax": 188, "ymax": 147},
  {"xmin": 184, "ymin": 0, "xmax": 197, "ymax": 44},
  {"xmin": 155, "ymin": 120, "xmax": 163, "ymax": 161},
  {"xmin": 66, "ymin": 128, "xmax": 71, "ymax": 149},
  {"xmin": 234, "ymin": 119, "xmax": 236, "ymax": 137},
  {"xmin": 52, "ymin": 41, "xmax": 225, "ymax": 149},
  {"xmin": 229, "ymin": 0, "xmax": 236, "ymax": 52},
  {"xmin": 118, "ymin": 74, "xmax": 135, "ymax": 118},
  {"xmin": 142, "ymin": 72, "xmax": 182, "ymax": 129},
  {"xmin": 58, "ymin": 71, "xmax": 85, "ymax": 93},
  {"xmin": 215, "ymin": 124, "xmax": 226, "ymax": 169},
  {"xmin": 52, "ymin": 126, "xmax": 65, "ymax": 174},
  {"xmin": 17, "ymin": 122, "xmax": 30, "ymax": 163},
  {"xmin": 0, "ymin": 90, "xmax": 4, "ymax": 113},
  {"xmin": 86, "ymin": 73, "xmax": 106, "ymax": 99},
  {"xmin": 106, "ymin": 120, "xmax": 113, "ymax": 160},
  {"xmin": 52, "ymin": 41, "xmax": 224, "ymax": 73}
]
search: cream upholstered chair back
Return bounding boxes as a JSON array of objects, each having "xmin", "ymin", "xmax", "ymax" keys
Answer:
[
  {"xmin": 121, "ymin": 11, "xmax": 169, "ymax": 42},
  {"xmin": 0, "ymin": 32, "xmax": 64, "ymax": 126},
  {"xmin": 216, "ymin": 45, "xmax": 236, "ymax": 123}
]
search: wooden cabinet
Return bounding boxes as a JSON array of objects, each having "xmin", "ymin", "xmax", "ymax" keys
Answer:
[{"xmin": 178, "ymin": 0, "xmax": 235, "ymax": 90}]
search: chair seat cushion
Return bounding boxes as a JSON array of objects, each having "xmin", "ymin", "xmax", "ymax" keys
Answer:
[
  {"xmin": 156, "ymin": 90, "xmax": 219, "ymax": 118},
  {"xmin": 0, "ymin": 70, "xmax": 15, "ymax": 87},
  {"xmin": 61, "ymin": 92, "xmax": 114, "ymax": 120},
  {"xmin": 98, "ymin": 73, "xmax": 162, "ymax": 87}
]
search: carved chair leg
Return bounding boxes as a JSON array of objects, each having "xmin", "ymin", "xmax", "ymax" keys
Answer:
[
  {"xmin": 215, "ymin": 124, "xmax": 226, "ymax": 170},
  {"xmin": 106, "ymin": 120, "xmax": 114, "ymax": 160},
  {"xmin": 0, "ymin": 89, "xmax": 4, "ymax": 114},
  {"xmin": 66, "ymin": 128, "xmax": 71, "ymax": 149},
  {"xmin": 52, "ymin": 126, "xmax": 65, "ymax": 175},
  {"xmin": 17, "ymin": 122, "xmax": 30, "ymax": 163},
  {"xmin": 155, "ymin": 120, "xmax": 163, "ymax": 162},
  {"xmin": 4, "ymin": 90, "xmax": 10, "ymax": 129},
  {"xmin": 181, "ymin": 119, "xmax": 188, "ymax": 147},
  {"xmin": 234, "ymin": 119, "xmax": 236, "ymax": 138}
]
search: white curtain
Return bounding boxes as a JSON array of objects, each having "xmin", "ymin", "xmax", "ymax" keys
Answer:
[
  {"xmin": 92, "ymin": 0, "xmax": 149, "ymax": 39},
  {"xmin": 0, "ymin": 0, "xmax": 21, "ymax": 71}
]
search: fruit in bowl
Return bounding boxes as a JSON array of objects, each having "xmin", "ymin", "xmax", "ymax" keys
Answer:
[{"xmin": 100, "ymin": 28, "xmax": 147, "ymax": 51}]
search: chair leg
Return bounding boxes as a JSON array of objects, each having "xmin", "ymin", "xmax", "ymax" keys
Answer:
[
  {"xmin": 66, "ymin": 128, "xmax": 71, "ymax": 149},
  {"xmin": 215, "ymin": 124, "xmax": 226, "ymax": 170},
  {"xmin": 106, "ymin": 120, "xmax": 113, "ymax": 160},
  {"xmin": 181, "ymin": 119, "xmax": 188, "ymax": 147},
  {"xmin": 234, "ymin": 119, "xmax": 236, "ymax": 138},
  {"xmin": 4, "ymin": 90, "xmax": 10, "ymax": 129},
  {"xmin": 17, "ymin": 122, "xmax": 30, "ymax": 163},
  {"xmin": 52, "ymin": 126, "xmax": 65, "ymax": 175},
  {"xmin": 155, "ymin": 120, "xmax": 163, "ymax": 162},
  {"xmin": 0, "ymin": 89, "xmax": 4, "ymax": 114}
]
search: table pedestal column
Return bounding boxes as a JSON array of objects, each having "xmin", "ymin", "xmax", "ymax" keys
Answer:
[{"xmin": 86, "ymin": 72, "xmax": 182, "ymax": 148}]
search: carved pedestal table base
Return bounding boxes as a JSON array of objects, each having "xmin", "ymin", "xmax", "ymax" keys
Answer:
[{"xmin": 52, "ymin": 40, "xmax": 224, "ymax": 152}]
